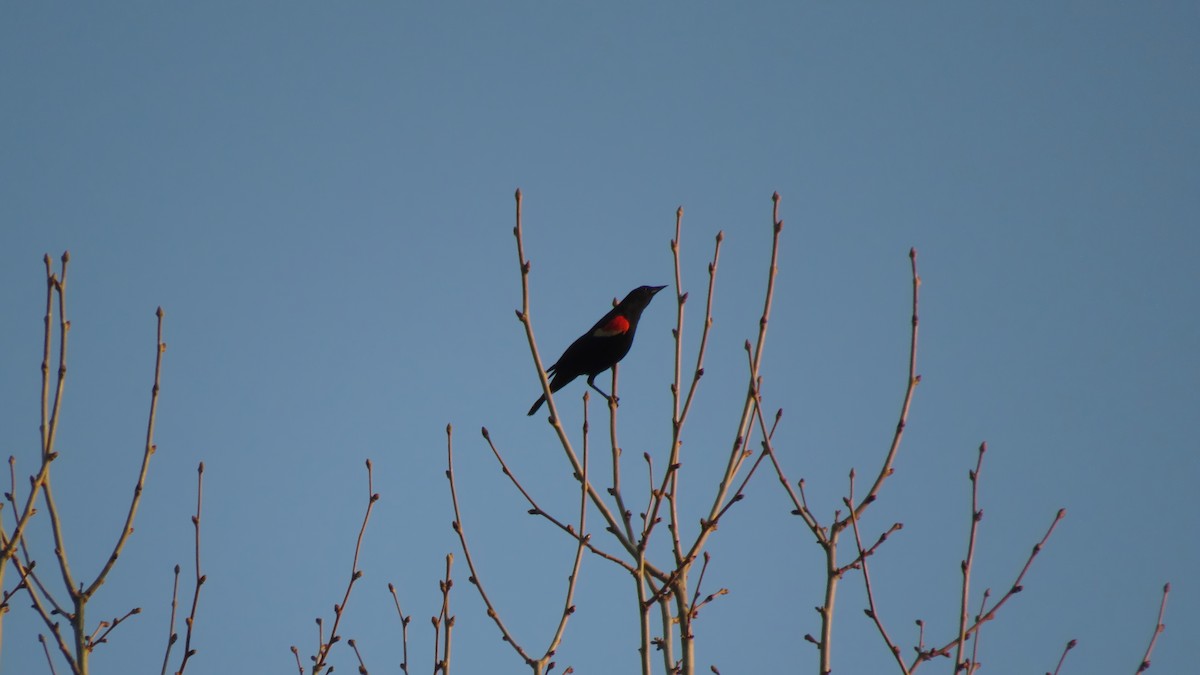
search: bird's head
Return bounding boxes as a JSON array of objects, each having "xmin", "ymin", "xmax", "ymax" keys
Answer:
[{"xmin": 619, "ymin": 285, "xmax": 668, "ymax": 314}]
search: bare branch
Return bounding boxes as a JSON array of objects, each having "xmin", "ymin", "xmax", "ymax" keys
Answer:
[
  {"xmin": 445, "ymin": 425, "xmax": 535, "ymax": 664},
  {"xmin": 290, "ymin": 646, "xmax": 303, "ymax": 674},
  {"xmin": 846, "ymin": 475, "xmax": 909, "ymax": 675},
  {"xmin": 308, "ymin": 460, "xmax": 379, "ymax": 674},
  {"xmin": 348, "ymin": 638, "xmax": 368, "ymax": 675},
  {"xmin": 542, "ymin": 410, "xmax": 591, "ymax": 660},
  {"xmin": 479, "ymin": 427, "xmax": 632, "ymax": 573},
  {"xmin": 159, "ymin": 564, "xmax": 181, "ymax": 675},
  {"xmin": 39, "ymin": 633, "xmax": 59, "ymax": 675},
  {"xmin": 850, "ymin": 248, "xmax": 921, "ymax": 524},
  {"xmin": 511, "ymin": 190, "xmax": 640, "ymax": 563},
  {"xmin": 386, "ymin": 583, "xmax": 411, "ymax": 674},
  {"xmin": 968, "ymin": 589, "xmax": 990, "ymax": 674},
  {"xmin": 1135, "ymin": 583, "xmax": 1170, "ymax": 673},
  {"xmin": 173, "ymin": 462, "xmax": 206, "ymax": 675},
  {"xmin": 82, "ymin": 306, "xmax": 169, "ymax": 602},
  {"xmin": 437, "ymin": 554, "xmax": 454, "ymax": 675},
  {"xmin": 914, "ymin": 508, "xmax": 1066, "ymax": 668},
  {"xmin": 88, "ymin": 606, "xmax": 142, "ymax": 649},
  {"xmin": 955, "ymin": 443, "xmax": 987, "ymax": 672}
]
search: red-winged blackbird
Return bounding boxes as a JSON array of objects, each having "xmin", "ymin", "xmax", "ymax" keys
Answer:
[{"xmin": 528, "ymin": 285, "xmax": 667, "ymax": 416}]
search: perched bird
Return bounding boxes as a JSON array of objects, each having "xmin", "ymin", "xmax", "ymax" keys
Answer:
[{"xmin": 528, "ymin": 285, "xmax": 667, "ymax": 416}]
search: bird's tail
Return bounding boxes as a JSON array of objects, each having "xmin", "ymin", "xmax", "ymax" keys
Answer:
[
  {"xmin": 528, "ymin": 364, "xmax": 558, "ymax": 415},
  {"xmin": 527, "ymin": 394, "xmax": 547, "ymax": 416}
]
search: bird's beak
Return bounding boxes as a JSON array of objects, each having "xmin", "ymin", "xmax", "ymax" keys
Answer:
[{"xmin": 651, "ymin": 285, "xmax": 667, "ymax": 294}]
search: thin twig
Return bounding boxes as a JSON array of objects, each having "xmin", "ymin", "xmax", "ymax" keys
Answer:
[
  {"xmin": 89, "ymin": 607, "xmax": 142, "ymax": 648},
  {"xmin": 955, "ymin": 443, "xmax": 987, "ymax": 673},
  {"xmin": 836, "ymin": 518, "xmax": 902, "ymax": 578},
  {"xmin": 706, "ymin": 371, "xmax": 779, "ymax": 531},
  {"xmin": 19, "ymin": 528, "xmax": 69, "ymax": 611},
  {"xmin": 308, "ymin": 460, "xmax": 379, "ymax": 674},
  {"xmin": 348, "ymin": 638, "xmax": 368, "ymax": 675},
  {"xmin": 968, "ymin": 589, "xmax": 990, "ymax": 674},
  {"xmin": 675, "ymin": 194, "xmax": 783, "ymax": 578},
  {"xmin": 608, "ymin": 376, "xmax": 637, "ymax": 544},
  {"xmin": 1135, "ymin": 583, "xmax": 1169, "ymax": 673},
  {"xmin": 706, "ymin": 195, "xmax": 783, "ymax": 530},
  {"xmin": 0, "ymin": 555, "xmax": 35, "ymax": 612},
  {"xmin": 640, "ymin": 375, "xmax": 782, "ymax": 612},
  {"xmin": 10, "ymin": 553, "xmax": 76, "ymax": 671},
  {"xmin": 159, "ymin": 565, "xmax": 181, "ymax": 675},
  {"xmin": 39, "ymin": 634, "xmax": 59, "ymax": 675},
  {"xmin": 1050, "ymin": 639, "xmax": 1077, "ymax": 675},
  {"xmin": 651, "ymin": 580, "xmax": 676, "ymax": 674},
  {"xmin": 763, "ymin": 246, "xmax": 921, "ymax": 675},
  {"xmin": 83, "ymin": 306, "xmax": 167, "ymax": 601},
  {"xmin": 913, "ymin": 508, "xmax": 1066, "ymax": 668},
  {"xmin": 437, "ymin": 554, "xmax": 454, "ymax": 675},
  {"xmin": 846, "ymin": 474, "xmax": 908, "ymax": 675},
  {"xmin": 664, "ymin": 207, "xmax": 689, "ymax": 568},
  {"xmin": 542, "ymin": 408, "xmax": 590, "ymax": 661},
  {"xmin": 511, "ymin": 189, "xmax": 640, "ymax": 563},
  {"xmin": 479, "ymin": 427, "xmax": 632, "ymax": 572},
  {"xmin": 445, "ymin": 425, "xmax": 535, "ymax": 664},
  {"xmin": 41, "ymin": 254, "xmax": 79, "ymax": 602},
  {"xmin": 290, "ymin": 646, "xmax": 303, "ymax": 674},
  {"xmin": 44, "ymin": 252, "xmax": 71, "ymax": 462},
  {"xmin": 683, "ymin": 194, "xmax": 784, "ymax": 675},
  {"xmin": 670, "ymin": 206, "xmax": 686, "ymax": 428},
  {"xmin": 849, "ymin": 248, "xmax": 921, "ymax": 524},
  {"xmin": 687, "ymin": 553, "xmax": 728, "ymax": 619},
  {"xmin": 0, "ymin": 255, "xmax": 69, "ymax": 571},
  {"xmin": 432, "ymin": 599, "xmax": 442, "ymax": 674},
  {"xmin": 386, "ymin": 583, "xmax": 411, "ymax": 674},
  {"xmin": 12, "ymin": 276, "xmax": 171, "ymax": 675},
  {"xmin": 678, "ymin": 229, "xmax": 722, "ymax": 430},
  {"xmin": 634, "ymin": 555, "xmax": 653, "ymax": 675},
  {"xmin": 761, "ymin": 428, "xmax": 824, "ymax": 541},
  {"xmin": 665, "ymin": 211, "xmax": 725, "ymax": 522},
  {"xmin": 174, "ymin": 461, "xmax": 206, "ymax": 675},
  {"xmin": 512, "ymin": 187, "xmax": 566, "ymax": 430}
]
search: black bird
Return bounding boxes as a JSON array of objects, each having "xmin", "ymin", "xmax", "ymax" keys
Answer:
[{"xmin": 528, "ymin": 285, "xmax": 667, "ymax": 416}]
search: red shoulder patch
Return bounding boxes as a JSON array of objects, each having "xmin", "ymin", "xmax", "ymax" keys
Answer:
[{"xmin": 593, "ymin": 315, "xmax": 630, "ymax": 337}]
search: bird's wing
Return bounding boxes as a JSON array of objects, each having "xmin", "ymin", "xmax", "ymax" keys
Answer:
[{"xmin": 587, "ymin": 309, "xmax": 630, "ymax": 337}]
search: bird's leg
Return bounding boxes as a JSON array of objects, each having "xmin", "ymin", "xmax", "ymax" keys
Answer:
[{"xmin": 585, "ymin": 374, "xmax": 619, "ymax": 406}]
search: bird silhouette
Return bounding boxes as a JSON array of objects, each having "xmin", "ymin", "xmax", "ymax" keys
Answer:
[{"xmin": 528, "ymin": 285, "xmax": 667, "ymax": 416}]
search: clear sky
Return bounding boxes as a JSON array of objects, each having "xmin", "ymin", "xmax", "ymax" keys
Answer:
[{"xmin": 2, "ymin": 4, "xmax": 1196, "ymax": 674}]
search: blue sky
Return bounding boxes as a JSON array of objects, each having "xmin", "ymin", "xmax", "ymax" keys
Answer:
[{"xmin": 2, "ymin": 4, "xmax": 1196, "ymax": 674}]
